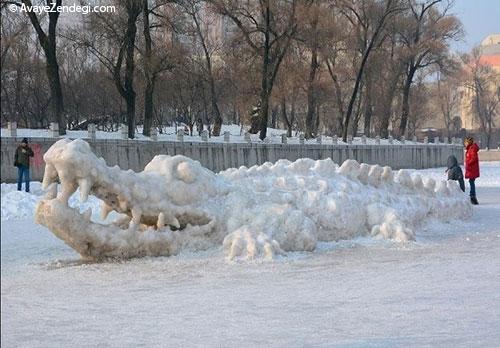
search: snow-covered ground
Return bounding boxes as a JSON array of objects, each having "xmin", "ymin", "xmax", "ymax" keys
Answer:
[
  {"xmin": 2, "ymin": 125, "xmax": 424, "ymax": 145},
  {"xmin": 2, "ymin": 163, "xmax": 500, "ymax": 347}
]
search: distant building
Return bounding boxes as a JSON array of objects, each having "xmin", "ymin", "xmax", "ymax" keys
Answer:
[
  {"xmin": 479, "ymin": 34, "xmax": 500, "ymax": 70},
  {"xmin": 458, "ymin": 34, "xmax": 500, "ymax": 130}
]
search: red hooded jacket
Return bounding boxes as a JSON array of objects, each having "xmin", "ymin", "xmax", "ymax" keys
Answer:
[{"xmin": 465, "ymin": 143, "xmax": 480, "ymax": 179}]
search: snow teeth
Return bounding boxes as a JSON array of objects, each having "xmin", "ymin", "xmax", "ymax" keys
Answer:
[
  {"xmin": 157, "ymin": 212, "xmax": 165, "ymax": 229},
  {"xmin": 171, "ymin": 217, "xmax": 180, "ymax": 229},
  {"xmin": 100, "ymin": 202, "xmax": 113, "ymax": 220},
  {"xmin": 128, "ymin": 208, "xmax": 142, "ymax": 230},
  {"xmin": 167, "ymin": 213, "xmax": 180, "ymax": 229},
  {"xmin": 78, "ymin": 178, "xmax": 92, "ymax": 202},
  {"xmin": 157, "ymin": 212, "xmax": 180, "ymax": 229}
]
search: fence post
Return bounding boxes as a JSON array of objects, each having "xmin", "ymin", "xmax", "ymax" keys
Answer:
[
  {"xmin": 332, "ymin": 135, "xmax": 338, "ymax": 145},
  {"xmin": 201, "ymin": 130, "xmax": 208, "ymax": 142},
  {"xmin": 150, "ymin": 127, "xmax": 157, "ymax": 141},
  {"xmin": 281, "ymin": 134, "xmax": 287, "ymax": 144},
  {"xmin": 244, "ymin": 132, "xmax": 251, "ymax": 143},
  {"xmin": 7, "ymin": 122, "xmax": 17, "ymax": 137},
  {"xmin": 299, "ymin": 134, "xmax": 305, "ymax": 145},
  {"xmin": 223, "ymin": 131, "xmax": 230, "ymax": 142},
  {"xmin": 50, "ymin": 122, "xmax": 59, "ymax": 137},
  {"xmin": 176, "ymin": 129, "xmax": 184, "ymax": 142},
  {"xmin": 88, "ymin": 123, "xmax": 96, "ymax": 140},
  {"xmin": 375, "ymin": 135, "xmax": 380, "ymax": 145},
  {"xmin": 316, "ymin": 135, "xmax": 322, "ymax": 144}
]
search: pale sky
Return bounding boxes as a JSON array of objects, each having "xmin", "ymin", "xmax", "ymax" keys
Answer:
[{"xmin": 450, "ymin": 0, "xmax": 500, "ymax": 53}]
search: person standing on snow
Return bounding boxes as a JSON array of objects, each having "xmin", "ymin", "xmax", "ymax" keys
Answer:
[
  {"xmin": 446, "ymin": 154, "xmax": 465, "ymax": 192},
  {"xmin": 14, "ymin": 137, "xmax": 34, "ymax": 193},
  {"xmin": 464, "ymin": 136, "xmax": 480, "ymax": 205}
]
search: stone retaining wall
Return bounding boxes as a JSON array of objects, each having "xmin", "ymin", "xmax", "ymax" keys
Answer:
[{"xmin": 1, "ymin": 137, "xmax": 464, "ymax": 183}]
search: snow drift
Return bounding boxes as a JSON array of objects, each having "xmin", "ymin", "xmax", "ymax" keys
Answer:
[{"xmin": 35, "ymin": 139, "xmax": 472, "ymax": 261}]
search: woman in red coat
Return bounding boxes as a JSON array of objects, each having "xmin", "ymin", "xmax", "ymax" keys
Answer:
[{"xmin": 464, "ymin": 136, "xmax": 480, "ymax": 205}]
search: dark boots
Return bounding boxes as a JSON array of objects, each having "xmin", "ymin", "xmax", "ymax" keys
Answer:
[{"xmin": 470, "ymin": 196, "xmax": 479, "ymax": 205}]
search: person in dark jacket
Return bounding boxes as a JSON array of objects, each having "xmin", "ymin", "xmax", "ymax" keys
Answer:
[
  {"xmin": 14, "ymin": 138, "xmax": 34, "ymax": 192},
  {"xmin": 446, "ymin": 154, "xmax": 465, "ymax": 192},
  {"xmin": 464, "ymin": 136, "xmax": 480, "ymax": 205}
]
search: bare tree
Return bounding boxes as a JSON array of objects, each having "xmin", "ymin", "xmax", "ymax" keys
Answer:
[
  {"xmin": 212, "ymin": 0, "xmax": 298, "ymax": 140},
  {"xmin": 120, "ymin": 0, "xmax": 142, "ymax": 138},
  {"xmin": 299, "ymin": 1, "xmax": 321, "ymax": 138},
  {"xmin": 74, "ymin": 0, "xmax": 142, "ymax": 138},
  {"xmin": 338, "ymin": 0, "xmax": 404, "ymax": 141},
  {"xmin": 141, "ymin": 0, "xmax": 175, "ymax": 136},
  {"xmin": 434, "ymin": 69, "xmax": 461, "ymax": 137},
  {"xmin": 5, "ymin": 0, "xmax": 66, "ymax": 133},
  {"xmin": 178, "ymin": 0, "xmax": 224, "ymax": 135},
  {"xmin": 397, "ymin": 0, "xmax": 462, "ymax": 136}
]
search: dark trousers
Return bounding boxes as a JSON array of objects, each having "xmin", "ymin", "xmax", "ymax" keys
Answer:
[
  {"xmin": 469, "ymin": 178, "xmax": 476, "ymax": 197},
  {"xmin": 17, "ymin": 165, "xmax": 30, "ymax": 192},
  {"xmin": 458, "ymin": 178, "xmax": 465, "ymax": 192}
]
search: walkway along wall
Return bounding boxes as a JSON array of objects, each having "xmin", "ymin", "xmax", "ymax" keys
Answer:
[{"xmin": 1, "ymin": 137, "xmax": 464, "ymax": 183}]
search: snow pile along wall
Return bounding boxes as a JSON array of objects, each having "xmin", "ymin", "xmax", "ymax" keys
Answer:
[{"xmin": 35, "ymin": 139, "xmax": 472, "ymax": 261}]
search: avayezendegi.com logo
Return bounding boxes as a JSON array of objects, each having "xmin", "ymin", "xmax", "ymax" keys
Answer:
[{"xmin": 9, "ymin": 3, "xmax": 115, "ymax": 14}]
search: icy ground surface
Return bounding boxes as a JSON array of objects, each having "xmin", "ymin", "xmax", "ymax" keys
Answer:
[{"xmin": 2, "ymin": 164, "xmax": 500, "ymax": 347}]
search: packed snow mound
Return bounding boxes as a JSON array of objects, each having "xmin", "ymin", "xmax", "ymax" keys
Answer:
[
  {"xmin": 35, "ymin": 139, "xmax": 472, "ymax": 261},
  {"xmin": 1, "ymin": 183, "xmax": 44, "ymax": 220}
]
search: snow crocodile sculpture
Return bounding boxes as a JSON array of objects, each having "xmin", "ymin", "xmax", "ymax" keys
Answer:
[{"xmin": 36, "ymin": 139, "xmax": 471, "ymax": 261}]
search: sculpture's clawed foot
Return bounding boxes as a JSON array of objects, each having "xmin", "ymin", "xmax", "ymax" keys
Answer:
[{"xmin": 223, "ymin": 226, "xmax": 284, "ymax": 261}]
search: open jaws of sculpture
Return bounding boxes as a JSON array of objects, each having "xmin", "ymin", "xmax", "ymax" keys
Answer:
[{"xmin": 36, "ymin": 139, "xmax": 472, "ymax": 261}]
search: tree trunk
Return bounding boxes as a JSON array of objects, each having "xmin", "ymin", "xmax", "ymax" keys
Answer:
[
  {"xmin": 333, "ymin": 78, "xmax": 344, "ymax": 136},
  {"xmin": 305, "ymin": 13, "xmax": 319, "ymax": 139},
  {"xmin": 142, "ymin": 0, "xmax": 153, "ymax": 137},
  {"xmin": 363, "ymin": 74, "xmax": 373, "ymax": 137},
  {"xmin": 143, "ymin": 80, "xmax": 154, "ymax": 135},
  {"xmin": 23, "ymin": 0, "xmax": 65, "ymax": 134},
  {"xmin": 271, "ymin": 105, "xmax": 278, "ymax": 128},
  {"xmin": 305, "ymin": 45, "xmax": 318, "ymax": 138},
  {"xmin": 281, "ymin": 96, "xmax": 292, "ymax": 137},
  {"xmin": 209, "ymin": 75, "xmax": 222, "ymax": 136},
  {"xmin": 486, "ymin": 124, "xmax": 492, "ymax": 149},
  {"xmin": 399, "ymin": 66, "xmax": 416, "ymax": 137},
  {"xmin": 314, "ymin": 104, "xmax": 320, "ymax": 135},
  {"xmin": 124, "ymin": 2, "xmax": 141, "ymax": 139},
  {"xmin": 343, "ymin": 49, "xmax": 370, "ymax": 142},
  {"xmin": 46, "ymin": 54, "xmax": 65, "ymax": 134},
  {"xmin": 258, "ymin": 91, "xmax": 270, "ymax": 140},
  {"xmin": 256, "ymin": 1, "xmax": 271, "ymax": 141},
  {"xmin": 379, "ymin": 86, "xmax": 398, "ymax": 138},
  {"xmin": 191, "ymin": 8, "xmax": 222, "ymax": 136},
  {"xmin": 379, "ymin": 116, "xmax": 390, "ymax": 138},
  {"xmin": 351, "ymin": 81, "xmax": 364, "ymax": 137},
  {"xmin": 326, "ymin": 60, "xmax": 344, "ymax": 136}
]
